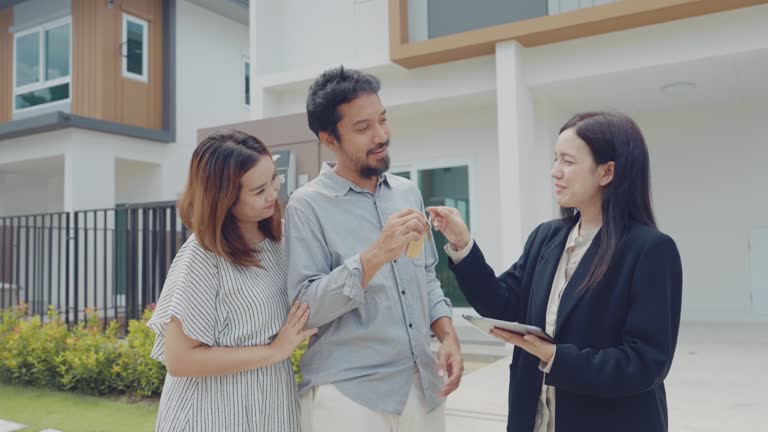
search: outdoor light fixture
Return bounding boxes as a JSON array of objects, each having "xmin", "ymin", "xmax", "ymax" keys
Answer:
[{"xmin": 660, "ymin": 81, "xmax": 696, "ymax": 95}]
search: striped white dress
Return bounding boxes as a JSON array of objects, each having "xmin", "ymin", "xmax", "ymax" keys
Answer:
[{"xmin": 147, "ymin": 235, "xmax": 300, "ymax": 432}]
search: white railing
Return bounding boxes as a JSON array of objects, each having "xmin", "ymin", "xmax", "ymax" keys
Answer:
[{"xmin": 548, "ymin": 0, "xmax": 618, "ymax": 15}]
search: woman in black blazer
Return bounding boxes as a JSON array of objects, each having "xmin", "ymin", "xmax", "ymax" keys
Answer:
[{"xmin": 427, "ymin": 112, "xmax": 682, "ymax": 432}]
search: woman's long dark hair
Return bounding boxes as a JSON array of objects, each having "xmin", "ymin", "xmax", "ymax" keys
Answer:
[{"xmin": 559, "ymin": 112, "xmax": 656, "ymax": 289}]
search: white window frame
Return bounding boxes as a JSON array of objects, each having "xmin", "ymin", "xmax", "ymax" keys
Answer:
[
  {"xmin": 122, "ymin": 13, "xmax": 149, "ymax": 83},
  {"xmin": 12, "ymin": 16, "xmax": 72, "ymax": 114},
  {"xmin": 243, "ymin": 56, "xmax": 251, "ymax": 108},
  {"xmin": 390, "ymin": 156, "xmax": 477, "ymax": 234}
]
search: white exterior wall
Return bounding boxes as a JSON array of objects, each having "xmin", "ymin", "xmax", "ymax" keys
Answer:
[
  {"xmin": 524, "ymin": 5, "xmax": 768, "ymax": 87},
  {"xmin": 250, "ymin": 0, "xmax": 389, "ymax": 77},
  {"xmin": 164, "ymin": 0, "xmax": 251, "ymax": 199},
  {"xmin": 0, "ymin": 172, "xmax": 63, "ymax": 215},
  {"xmin": 249, "ymin": 0, "xmax": 393, "ymax": 118},
  {"xmin": 388, "ymin": 103, "xmax": 504, "ymax": 270},
  {"xmin": 635, "ymin": 104, "xmax": 768, "ymax": 321},
  {"xmin": 115, "ymin": 159, "xmax": 163, "ymax": 204},
  {"xmin": 64, "ymin": 129, "xmax": 168, "ymax": 210},
  {"xmin": 0, "ymin": 129, "xmax": 166, "ymax": 214}
]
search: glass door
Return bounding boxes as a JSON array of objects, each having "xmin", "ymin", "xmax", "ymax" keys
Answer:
[{"xmin": 391, "ymin": 162, "xmax": 472, "ymax": 307}]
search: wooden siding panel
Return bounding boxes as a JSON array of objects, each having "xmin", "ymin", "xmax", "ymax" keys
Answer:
[
  {"xmin": 119, "ymin": 0, "xmax": 163, "ymax": 130},
  {"xmin": 71, "ymin": 0, "xmax": 163, "ymax": 130},
  {"xmin": 72, "ymin": 0, "xmax": 119, "ymax": 122},
  {"xmin": 72, "ymin": 0, "xmax": 93, "ymax": 119},
  {"xmin": 0, "ymin": 8, "xmax": 13, "ymax": 123}
]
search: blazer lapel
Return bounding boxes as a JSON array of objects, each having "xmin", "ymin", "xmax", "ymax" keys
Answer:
[
  {"xmin": 554, "ymin": 229, "xmax": 602, "ymax": 336},
  {"xmin": 528, "ymin": 222, "xmax": 572, "ymax": 330}
]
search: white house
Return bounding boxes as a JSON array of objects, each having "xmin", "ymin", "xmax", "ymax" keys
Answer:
[{"xmin": 239, "ymin": 0, "xmax": 768, "ymax": 322}]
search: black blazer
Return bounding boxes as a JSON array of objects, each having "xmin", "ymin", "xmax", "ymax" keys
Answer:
[{"xmin": 449, "ymin": 217, "xmax": 682, "ymax": 432}]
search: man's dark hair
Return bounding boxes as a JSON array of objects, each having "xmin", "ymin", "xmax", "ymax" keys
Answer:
[{"xmin": 306, "ymin": 66, "xmax": 381, "ymax": 141}]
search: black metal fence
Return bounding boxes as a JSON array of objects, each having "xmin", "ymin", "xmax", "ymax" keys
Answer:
[{"xmin": 0, "ymin": 201, "xmax": 190, "ymax": 328}]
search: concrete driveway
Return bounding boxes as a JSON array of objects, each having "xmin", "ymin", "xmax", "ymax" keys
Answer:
[{"xmin": 446, "ymin": 322, "xmax": 768, "ymax": 431}]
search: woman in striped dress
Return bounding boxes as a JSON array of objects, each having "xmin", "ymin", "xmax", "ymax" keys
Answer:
[{"xmin": 147, "ymin": 130, "xmax": 316, "ymax": 432}]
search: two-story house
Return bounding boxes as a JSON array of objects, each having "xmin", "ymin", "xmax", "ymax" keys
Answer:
[
  {"xmin": 0, "ymin": 0, "xmax": 250, "ymax": 215},
  {"xmin": 0, "ymin": 0, "xmax": 250, "ymax": 322}
]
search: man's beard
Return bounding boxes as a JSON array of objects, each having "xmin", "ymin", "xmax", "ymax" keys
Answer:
[
  {"xmin": 359, "ymin": 156, "xmax": 390, "ymax": 178},
  {"xmin": 357, "ymin": 141, "xmax": 390, "ymax": 179}
]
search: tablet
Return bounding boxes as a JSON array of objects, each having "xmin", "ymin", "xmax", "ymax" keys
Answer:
[{"xmin": 462, "ymin": 314, "xmax": 554, "ymax": 343}]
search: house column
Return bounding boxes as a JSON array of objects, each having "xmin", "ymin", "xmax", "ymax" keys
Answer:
[{"xmin": 495, "ymin": 40, "xmax": 538, "ymax": 265}]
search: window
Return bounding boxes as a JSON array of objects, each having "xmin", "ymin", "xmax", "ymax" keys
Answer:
[
  {"xmin": 243, "ymin": 58, "xmax": 250, "ymax": 106},
  {"xmin": 391, "ymin": 163, "xmax": 472, "ymax": 307},
  {"xmin": 13, "ymin": 18, "xmax": 71, "ymax": 112},
  {"xmin": 122, "ymin": 13, "xmax": 149, "ymax": 82},
  {"xmin": 391, "ymin": 170, "xmax": 411, "ymax": 180}
]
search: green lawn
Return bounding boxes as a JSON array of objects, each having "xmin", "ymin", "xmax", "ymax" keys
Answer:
[{"xmin": 0, "ymin": 384, "xmax": 159, "ymax": 432}]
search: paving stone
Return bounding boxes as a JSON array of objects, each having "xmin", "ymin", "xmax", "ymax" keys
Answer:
[{"xmin": 0, "ymin": 419, "xmax": 26, "ymax": 432}]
